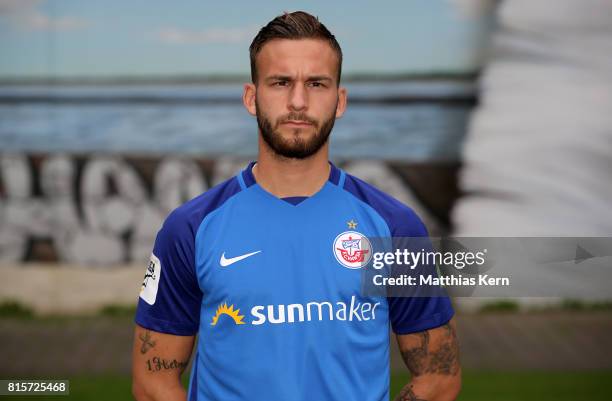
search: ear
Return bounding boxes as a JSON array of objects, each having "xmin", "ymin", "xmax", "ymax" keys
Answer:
[
  {"xmin": 335, "ymin": 86, "xmax": 347, "ymax": 119},
  {"xmin": 243, "ymin": 83, "xmax": 257, "ymax": 116}
]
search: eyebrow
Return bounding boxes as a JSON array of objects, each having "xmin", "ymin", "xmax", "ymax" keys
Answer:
[
  {"xmin": 265, "ymin": 75, "xmax": 333, "ymax": 83},
  {"xmin": 306, "ymin": 76, "xmax": 333, "ymax": 83}
]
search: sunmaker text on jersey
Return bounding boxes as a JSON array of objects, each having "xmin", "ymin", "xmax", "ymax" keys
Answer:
[{"xmin": 212, "ymin": 295, "xmax": 381, "ymax": 326}]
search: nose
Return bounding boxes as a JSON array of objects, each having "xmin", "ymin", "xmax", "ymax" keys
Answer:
[{"xmin": 288, "ymin": 83, "xmax": 307, "ymax": 111}]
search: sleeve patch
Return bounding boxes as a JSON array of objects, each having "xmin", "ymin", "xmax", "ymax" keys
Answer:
[{"xmin": 140, "ymin": 253, "xmax": 162, "ymax": 305}]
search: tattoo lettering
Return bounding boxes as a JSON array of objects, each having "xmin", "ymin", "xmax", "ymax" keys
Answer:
[
  {"xmin": 394, "ymin": 384, "xmax": 427, "ymax": 401},
  {"xmin": 400, "ymin": 323, "xmax": 460, "ymax": 376},
  {"xmin": 145, "ymin": 356, "xmax": 189, "ymax": 372},
  {"xmin": 139, "ymin": 330, "xmax": 156, "ymax": 354}
]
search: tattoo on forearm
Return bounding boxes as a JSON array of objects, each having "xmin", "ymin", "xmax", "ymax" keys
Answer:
[
  {"xmin": 139, "ymin": 330, "xmax": 156, "ymax": 354},
  {"xmin": 394, "ymin": 384, "xmax": 427, "ymax": 401},
  {"xmin": 400, "ymin": 323, "xmax": 460, "ymax": 376},
  {"xmin": 145, "ymin": 356, "xmax": 189, "ymax": 372}
]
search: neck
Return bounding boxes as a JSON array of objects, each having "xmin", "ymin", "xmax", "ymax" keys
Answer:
[{"xmin": 253, "ymin": 137, "xmax": 331, "ymax": 198}]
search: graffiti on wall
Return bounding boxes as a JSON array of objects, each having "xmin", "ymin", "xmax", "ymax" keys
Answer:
[{"xmin": 0, "ymin": 154, "xmax": 454, "ymax": 265}]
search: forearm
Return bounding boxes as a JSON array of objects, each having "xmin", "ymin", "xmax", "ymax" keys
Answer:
[
  {"xmin": 393, "ymin": 373, "xmax": 461, "ymax": 401},
  {"xmin": 133, "ymin": 381, "xmax": 187, "ymax": 401}
]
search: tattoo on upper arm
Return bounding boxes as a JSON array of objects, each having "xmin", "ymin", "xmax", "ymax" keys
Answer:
[
  {"xmin": 138, "ymin": 330, "xmax": 156, "ymax": 354},
  {"xmin": 145, "ymin": 357, "xmax": 189, "ymax": 373},
  {"xmin": 401, "ymin": 331, "xmax": 430, "ymax": 375},
  {"xmin": 395, "ymin": 384, "xmax": 427, "ymax": 401},
  {"xmin": 400, "ymin": 323, "xmax": 460, "ymax": 376}
]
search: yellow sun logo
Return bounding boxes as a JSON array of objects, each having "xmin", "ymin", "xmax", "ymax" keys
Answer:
[{"xmin": 211, "ymin": 303, "xmax": 246, "ymax": 326}]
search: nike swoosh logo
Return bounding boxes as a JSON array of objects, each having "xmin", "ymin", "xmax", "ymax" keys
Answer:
[{"xmin": 219, "ymin": 251, "xmax": 261, "ymax": 267}]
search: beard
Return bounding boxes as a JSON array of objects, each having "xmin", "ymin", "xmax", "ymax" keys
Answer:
[{"xmin": 256, "ymin": 98, "xmax": 337, "ymax": 160}]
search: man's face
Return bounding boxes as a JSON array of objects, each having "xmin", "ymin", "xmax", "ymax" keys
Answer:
[{"xmin": 244, "ymin": 38, "xmax": 347, "ymax": 159}]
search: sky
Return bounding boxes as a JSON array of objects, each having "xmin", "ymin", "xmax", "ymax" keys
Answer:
[{"xmin": 0, "ymin": 0, "xmax": 495, "ymax": 78}]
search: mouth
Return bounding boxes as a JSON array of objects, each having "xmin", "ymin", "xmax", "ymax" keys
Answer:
[{"xmin": 281, "ymin": 120, "xmax": 314, "ymax": 127}]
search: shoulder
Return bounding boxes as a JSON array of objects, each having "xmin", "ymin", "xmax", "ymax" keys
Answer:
[
  {"xmin": 161, "ymin": 175, "xmax": 243, "ymax": 238},
  {"xmin": 342, "ymin": 172, "xmax": 428, "ymax": 237}
]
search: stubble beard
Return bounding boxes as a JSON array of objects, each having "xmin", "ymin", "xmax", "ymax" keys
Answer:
[{"xmin": 255, "ymin": 98, "xmax": 337, "ymax": 160}]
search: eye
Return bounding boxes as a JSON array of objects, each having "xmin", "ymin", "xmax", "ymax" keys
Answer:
[
  {"xmin": 273, "ymin": 80, "xmax": 289, "ymax": 87},
  {"xmin": 308, "ymin": 81, "xmax": 324, "ymax": 88}
]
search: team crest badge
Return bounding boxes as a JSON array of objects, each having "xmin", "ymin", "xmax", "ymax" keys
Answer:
[{"xmin": 333, "ymin": 231, "xmax": 372, "ymax": 269}]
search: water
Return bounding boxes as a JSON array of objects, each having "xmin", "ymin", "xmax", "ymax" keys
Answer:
[{"xmin": 0, "ymin": 81, "xmax": 475, "ymax": 161}]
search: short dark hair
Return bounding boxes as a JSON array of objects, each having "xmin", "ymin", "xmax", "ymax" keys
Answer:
[{"xmin": 249, "ymin": 11, "xmax": 343, "ymax": 85}]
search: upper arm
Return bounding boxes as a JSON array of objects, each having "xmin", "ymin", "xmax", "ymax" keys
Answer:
[
  {"xmin": 132, "ymin": 324, "xmax": 195, "ymax": 400},
  {"xmin": 390, "ymin": 212, "xmax": 461, "ymax": 399},
  {"xmin": 132, "ymin": 208, "xmax": 203, "ymax": 399}
]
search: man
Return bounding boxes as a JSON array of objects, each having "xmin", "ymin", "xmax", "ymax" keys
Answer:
[{"xmin": 132, "ymin": 11, "xmax": 461, "ymax": 401}]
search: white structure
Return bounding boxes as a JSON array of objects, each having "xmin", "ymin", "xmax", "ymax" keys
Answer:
[{"xmin": 453, "ymin": 0, "xmax": 612, "ymax": 236}]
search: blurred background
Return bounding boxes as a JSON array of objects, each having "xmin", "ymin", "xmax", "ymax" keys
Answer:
[{"xmin": 0, "ymin": 0, "xmax": 610, "ymax": 400}]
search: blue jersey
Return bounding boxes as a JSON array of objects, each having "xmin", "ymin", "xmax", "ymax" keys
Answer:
[{"xmin": 135, "ymin": 162, "xmax": 453, "ymax": 401}]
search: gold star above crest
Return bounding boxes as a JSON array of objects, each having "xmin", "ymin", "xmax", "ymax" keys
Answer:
[{"xmin": 347, "ymin": 219, "xmax": 358, "ymax": 229}]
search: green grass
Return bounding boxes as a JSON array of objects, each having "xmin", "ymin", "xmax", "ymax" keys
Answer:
[
  {"xmin": 0, "ymin": 299, "xmax": 137, "ymax": 321},
  {"xmin": 478, "ymin": 299, "xmax": 520, "ymax": 313},
  {"xmin": 2, "ymin": 371, "xmax": 611, "ymax": 400},
  {"xmin": 476, "ymin": 299, "xmax": 612, "ymax": 314},
  {"xmin": 394, "ymin": 371, "xmax": 612, "ymax": 401},
  {"xmin": 560, "ymin": 299, "xmax": 612, "ymax": 312},
  {"xmin": 98, "ymin": 304, "xmax": 137, "ymax": 318},
  {"xmin": 0, "ymin": 300, "xmax": 35, "ymax": 318}
]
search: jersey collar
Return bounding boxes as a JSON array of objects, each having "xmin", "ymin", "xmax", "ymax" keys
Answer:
[{"xmin": 240, "ymin": 161, "xmax": 343, "ymax": 189}]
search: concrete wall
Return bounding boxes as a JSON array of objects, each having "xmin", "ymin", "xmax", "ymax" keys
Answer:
[{"xmin": 0, "ymin": 263, "xmax": 144, "ymax": 315}]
